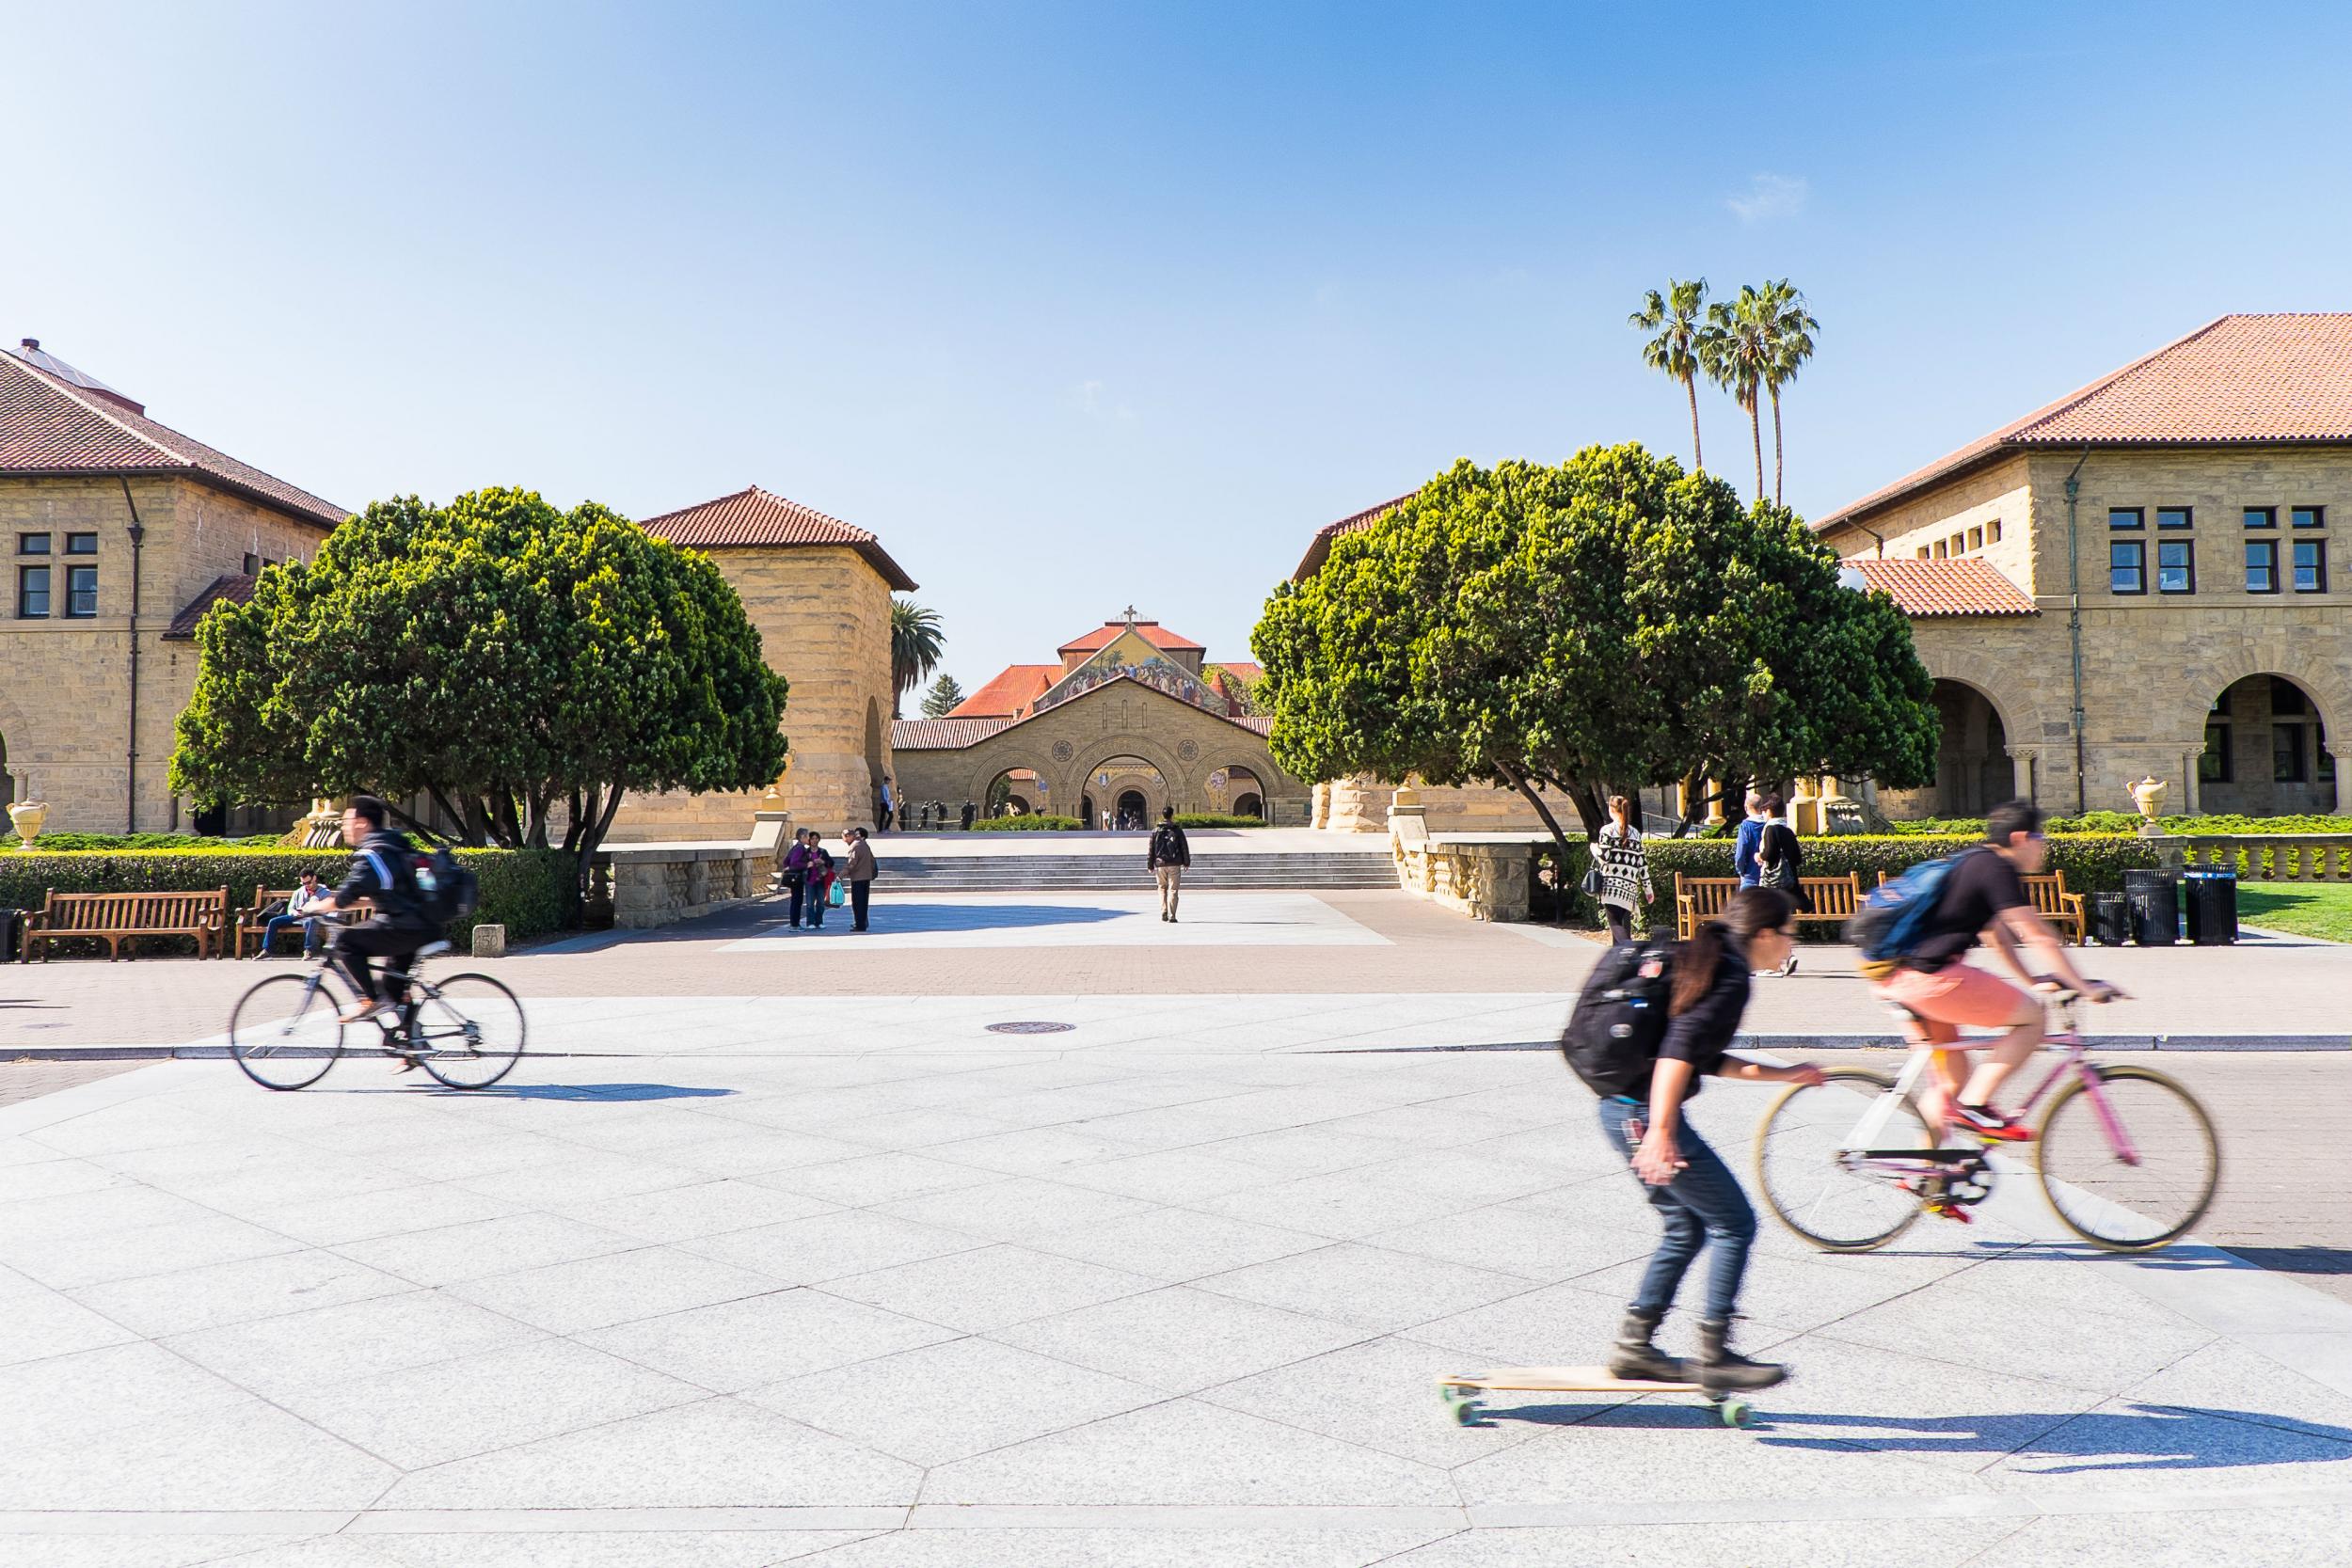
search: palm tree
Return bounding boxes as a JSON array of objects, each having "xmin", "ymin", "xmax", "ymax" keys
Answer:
[
  {"xmin": 1699, "ymin": 287, "xmax": 1773, "ymax": 502},
  {"xmin": 1755, "ymin": 279, "xmax": 1819, "ymax": 504},
  {"xmin": 890, "ymin": 599, "xmax": 946, "ymax": 719},
  {"xmin": 1629, "ymin": 280, "xmax": 1709, "ymax": 471}
]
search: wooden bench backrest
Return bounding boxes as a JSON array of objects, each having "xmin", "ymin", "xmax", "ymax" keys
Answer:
[
  {"xmin": 1675, "ymin": 875, "xmax": 1739, "ymax": 919},
  {"xmin": 2022, "ymin": 871, "xmax": 2073, "ymax": 916},
  {"xmin": 1798, "ymin": 873, "xmax": 1865, "ymax": 917},
  {"xmin": 43, "ymin": 889, "xmax": 228, "ymax": 930}
]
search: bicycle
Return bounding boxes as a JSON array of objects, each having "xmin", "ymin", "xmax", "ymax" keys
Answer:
[
  {"xmin": 1753, "ymin": 989, "xmax": 2219, "ymax": 1253},
  {"xmin": 228, "ymin": 942, "xmax": 526, "ymax": 1091}
]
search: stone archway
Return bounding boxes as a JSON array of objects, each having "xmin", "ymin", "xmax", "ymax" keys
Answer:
[
  {"xmin": 972, "ymin": 758, "xmax": 1059, "ymax": 820},
  {"xmin": 2198, "ymin": 673, "xmax": 2339, "ymax": 816},
  {"xmin": 1880, "ymin": 677, "xmax": 2018, "ymax": 818}
]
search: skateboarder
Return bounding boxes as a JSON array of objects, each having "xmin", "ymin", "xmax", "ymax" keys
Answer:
[{"xmin": 1580, "ymin": 886, "xmax": 1822, "ymax": 1393}]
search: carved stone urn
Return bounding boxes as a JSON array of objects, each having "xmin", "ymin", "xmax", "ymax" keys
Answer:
[
  {"xmin": 8, "ymin": 782, "xmax": 47, "ymax": 850},
  {"xmin": 2128, "ymin": 776, "xmax": 2169, "ymax": 835}
]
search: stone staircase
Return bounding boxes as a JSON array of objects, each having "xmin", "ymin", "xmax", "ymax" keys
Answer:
[{"xmin": 868, "ymin": 848, "xmax": 1398, "ymax": 893}]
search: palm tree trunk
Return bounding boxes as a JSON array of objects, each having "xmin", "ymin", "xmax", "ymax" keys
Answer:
[
  {"xmin": 1771, "ymin": 387, "xmax": 1785, "ymax": 504},
  {"xmin": 1683, "ymin": 373, "xmax": 1704, "ymax": 471},
  {"xmin": 1749, "ymin": 399, "xmax": 1765, "ymax": 502}
]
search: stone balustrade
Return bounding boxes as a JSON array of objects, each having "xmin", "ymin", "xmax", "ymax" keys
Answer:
[
  {"xmin": 597, "ymin": 811, "xmax": 790, "ymax": 928},
  {"xmin": 2161, "ymin": 833, "xmax": 2352, "ymax": 882},
  {"xmin": 1389, "ymin": 791, "xmax": 1538, "ymax": 922}
]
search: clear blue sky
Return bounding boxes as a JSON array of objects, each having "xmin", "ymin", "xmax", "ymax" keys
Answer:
[{"xmin": 8, "ymin": 1, "xmax": 2350, "ymax": 692}]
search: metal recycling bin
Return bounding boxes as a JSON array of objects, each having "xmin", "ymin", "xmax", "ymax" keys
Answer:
[
  {"xmin": 2122, "ymin": 868, "xmax": 2180, "ymax": 946},
  {"xmin": 2090, "ymin": 892, "xmax": 2132, "ymax": 946},
  {"xmin": 2183, "ymin": 870, "xmax": 2239, "ymax": 946}
]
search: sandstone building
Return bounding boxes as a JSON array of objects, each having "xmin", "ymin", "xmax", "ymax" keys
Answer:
[
  {"xmin": 0, "ymin": 340, "xmax": 346, "ymax": 834},
  {"xmin": 615, "ymin": 484, "xmax": 916, "ymax": 839},
  {"xmin": 889, "ymin": 614, "xmax": 1306, "ymax": 827},
  {"xmin": 1815, "ymin": 312, "xmax": 2348, "ymax": 819}
]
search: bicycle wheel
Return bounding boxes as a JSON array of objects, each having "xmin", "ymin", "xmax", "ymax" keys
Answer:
[
  {"xmin": 411, "ymin": 973, "xmax": 526, "ymax": 1089},
  {"xmin": 2037, "ymin": 1065, "xmax": 2218, "ymax": 1251},
  {"xmin": 229, "ymin": 974, "xmax": 344, "ymax": 1090},
  {"xmin": 1755, "ymin": 1068, "xmax": 1930, "ymax": 1252}
]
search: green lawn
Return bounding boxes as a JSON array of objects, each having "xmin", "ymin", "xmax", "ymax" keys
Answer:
[{"xmin": 2236, "ymin": 882, "xmax": 2352, "ymax": 943}]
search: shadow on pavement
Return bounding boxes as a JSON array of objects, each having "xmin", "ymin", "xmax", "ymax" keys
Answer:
[
  {"xmin": 1756, "ymin": 1402, "xmax": 2352, "ymax": 1473},
  {"xmin": 2218, "ymin": 1244, "xmax": 2352, "ymax": 1277},
  {"xmin": 406, "ymin": 1083, "xmax": 739, "ymax": 1101}
]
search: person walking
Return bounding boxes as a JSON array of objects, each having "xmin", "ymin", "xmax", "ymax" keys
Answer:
[
  {"xmin": 1147, "ymin": 806, "xmax": 1190, "ymax": 923},
  {"xmin": 1733, "ymin": 791, "xmax": 1769, "ymax": 888},
  {"xmin": 878, "ymin": 775, "xmax": 896, "ymax": 832},
  {"xmin": 1591, "ymin": 795, "xmax": 1654, "ymax": 946},
  {"xmin": 845, "ymin": 828, "xmax": 878, "ymax": 932},
  {"xmin": 781, "ymin": 830, "xmax": 814, "ymax": 929},
  {"xmin": 1572, "ymin": 886, "xmax": 1822, "ymax": 1393},
  {"xmin": 256, "ymin": 869, "xmax": 335, "ymax": 958},
  {"xmin": 804, "ymin": 839, "xmax": 835, "ymax": 930},
  {"xmin": 1753, "ymin": 792, "xmax": 1807, "ymax": 975}
]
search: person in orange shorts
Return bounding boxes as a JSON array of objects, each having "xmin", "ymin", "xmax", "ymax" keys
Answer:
[{"xmin": 1872, "ymin": 800, "xmax": 2121, "ymax": 1141}]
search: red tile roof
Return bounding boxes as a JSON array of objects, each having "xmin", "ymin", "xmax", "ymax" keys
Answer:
[
  {"xmin": 1847, "ymin": 558, "xmax": 2038, "ymax": 618},
  {"xmin": 1819, "ymin": 314, "xmax": 2352, "ymax": 531},
  {"xmin": 1057, "ymin": 620, "xmax": 1205, "ymax": 657},
  {"xmin": 1293, "ymin": 491, "xmax": 1415, "ymax": 579},
  {"xmin": 1210, "ymin": 659, "xmax": 1263, "ymax": 683},
  {"xmin": 947, "ymin": 664, "xmax": 1060, "ymax": 718},
  {"xmin": 892, "ymin": 717, "xmax": 1013, "ymax": 749},
  {"xmin": 161, "ymin": 572, "xmax": 257, "ymax": 640},
  {"xmin": 0, "ymin": 347, "xmax": 347, "ymax": 530},
  {"xmin": 638, "ymin": 484, "xmax": 917, "ymax": 590}
]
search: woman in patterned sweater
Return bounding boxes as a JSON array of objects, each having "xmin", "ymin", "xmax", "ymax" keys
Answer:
[{"xmin": 1593, "ymin": 794, "xmax": 1655, "ymax": 945}]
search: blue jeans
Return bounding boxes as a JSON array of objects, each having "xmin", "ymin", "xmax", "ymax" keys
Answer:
[
  {"xmin": 260, "ymin": 913, "xmax": 324, "ymax": 956},
  {"xmin": 1596, "ymin": 1095, "xmax": 1756, "ymax": 1322}
]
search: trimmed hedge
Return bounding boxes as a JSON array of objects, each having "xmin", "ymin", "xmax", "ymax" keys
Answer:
[
  {"xmin": 1534, "ymin": 832, "xmax": 2162, "ymax": 931},
  {"xmin": 1, "ymin": 832, "xmax": 281, "ymax": 851},
  {"xmin": 1885, "ymin": 812, "xmax": 2351, "ymax": 837},
  {"xmin": 968, "ymin": 815, "xmax": 1084, "ymax": 832},
  {"xmin": 1174, "ymin": 813, "xmax": 1270, "ymax": 829},
  {"xmin": 0, "ymin": 847, "xmax": 576, "ymax": 952}
]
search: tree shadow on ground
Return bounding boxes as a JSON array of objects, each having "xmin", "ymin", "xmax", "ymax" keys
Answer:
[
  {"xmin": 403, "ymin": 1083, "xmax": 739, "ymax": 1101},
  {"xmin": 2217, "ymin": 1244, "xmax": 2352, "ymax": 1276}
]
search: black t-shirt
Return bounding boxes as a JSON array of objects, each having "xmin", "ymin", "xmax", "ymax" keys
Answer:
[
  {"xmin": 1625, "ymin": 929, "xmax": 1751, "ymax": 1101},
  {"xmin": 1904, "ymin": 848, "xmax": 2030, "ymax": 972}
]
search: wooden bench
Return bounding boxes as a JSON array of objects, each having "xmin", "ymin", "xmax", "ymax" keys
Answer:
[
  {"xmin": 233, "ymin": 888, "xmax": 361, "ymax": 958},
  {"xmin": 1673, "ymin": 873, "xmax": 1864, "ymax": 940},
  {"xmin": 24, "ymin": 888, "xmax": 231, "ymax": 961},
  {"xmin": 1873, "ymin": 867, "xmax": 2088, "ymax": 943}
]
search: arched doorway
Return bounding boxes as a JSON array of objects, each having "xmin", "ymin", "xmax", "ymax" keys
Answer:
[
  {"xmin": 983, "ymin": 768, "xmax": 1044, "ymax": 818},
  {"xmin": 864, "ymin": 697, "xmax": 887, "ymax": 827},
  {"xmin": 2201, "ymin": 674, "xmax": 2333, "ymax": 816},
  {"xmin": 1877, "ymin": 680, "xmax": 2010, "ymax": 819},
  {"xmin": 1089, "ymin": 754, "xmax": 1166, "ymax": 830},
  {"xmin": 1080, "ymin": 795, "xmax": 1097, "ymax": 830},
  {"xmin": 1208, "ymin": 765, "xmax": 1264, "ymax": 819}
]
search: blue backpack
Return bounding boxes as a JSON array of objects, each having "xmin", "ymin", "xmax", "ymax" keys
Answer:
[{"xmin": 1846, "ymin": 854, "xmax": 1961, "ymax": 974}]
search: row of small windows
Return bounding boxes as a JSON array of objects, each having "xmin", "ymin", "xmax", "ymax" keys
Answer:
[
  {"xmin": 1914, "ymin": 519, "xmax": 2003, "ymax": 559},
  {"xmin": 16, "ymin": 531, "xmax": 97, "ymax": 619},
  {"xmin": 2106, "ymin": 505, "xmax": 2330, "ymax": 595}
]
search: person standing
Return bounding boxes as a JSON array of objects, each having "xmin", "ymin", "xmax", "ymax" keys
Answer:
[
  {"xmin": 1733, "ymin": 791, "xmax": 1769, "ymax": 888},
  {"xmin": 1147, "ymin": 806, "xmax": 1190, "ymax": 923},
  {"xmin": 1592, "ymin": 795, "xmax": 1654, "ymax": 946},
  {"xmin": 878, "ymin": 775, "xmax": 896, "ymax": 832},
  {"xmin": 1753, "ymin": 792, "xmax": 1807, "ymax": 976},
  {"xmin": 781, "ymin": 830, "xmax": 813, "ymax": 929},
  {"xmin": 845, "ymin": 828, "xmax": 878, "ymax": 932},
  {"xmin": 804, "ymin": 838, "xmax": 835, "ymax": 930}
]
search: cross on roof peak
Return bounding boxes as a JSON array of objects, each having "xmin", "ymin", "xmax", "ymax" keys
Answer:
[{"xmin": 1121, "ymin": 604, "xmax": 1137, "ymax": 626}]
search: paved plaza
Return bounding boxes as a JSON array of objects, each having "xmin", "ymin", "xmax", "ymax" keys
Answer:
[{"xmin": 5, "ymin": 888, "xmax": 2352, "ymax": 1565}]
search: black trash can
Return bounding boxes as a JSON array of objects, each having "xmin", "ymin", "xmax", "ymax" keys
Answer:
[
  {"xmin": 2091, "ymin": 892, "xmax": 2132, "ymax": 946},
  {"xmin": 2183, "ymin": 869, "xmax": 2239, "ymax": 945},
  {"xmin": 2122, "ymin": 868, "xmax": 2179, "ymax": 946},
  {"xmin": 0, "ymin": 907, "xmax": 19, "ymax": 963}
]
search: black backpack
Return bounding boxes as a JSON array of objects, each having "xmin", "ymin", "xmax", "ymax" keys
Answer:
[
  {"xmin": 414, "ymin": 846, "xmax": 479, "ymax": 926},
  {"xmin": 1559, "ymin": 940, "xmax": 1675, "ymax": 1095}
]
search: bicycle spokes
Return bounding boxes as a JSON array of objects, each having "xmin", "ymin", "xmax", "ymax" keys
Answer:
[{"xmin": 2037, "ymin": 1067, "xmax": 2219, "ymax": 1251}]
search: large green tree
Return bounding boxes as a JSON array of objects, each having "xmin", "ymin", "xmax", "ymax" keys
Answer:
[
  {"xmin": 170, "ymin": 487, "xmax": 789, "ymax": 879},
  {"xmin": 919, "ymin": 673, "xmax": 966, "ymax": 718},
  {"xmin": 1250, "ymin": 448, "xmax": 1937, "ymax": 861}
]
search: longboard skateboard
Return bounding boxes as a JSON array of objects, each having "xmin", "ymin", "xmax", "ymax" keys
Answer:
[{"xmin": 1438, "ymin": 1365, "xmax": 1756, "ymax": 1428}]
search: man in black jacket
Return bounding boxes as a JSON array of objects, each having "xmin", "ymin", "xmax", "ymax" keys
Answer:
[
  {"xmin": 326, "ymin": 796, "xmax": 441, "ymax": 1028},
  {"xmin": 1147, "ymin": 807, "xmax": 1191, "ymax": 923}
]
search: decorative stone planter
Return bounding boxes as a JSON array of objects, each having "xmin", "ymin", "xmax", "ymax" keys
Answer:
[{"xmin": 7, "ymin": 799, "xmax": 47, "ymax": 850}]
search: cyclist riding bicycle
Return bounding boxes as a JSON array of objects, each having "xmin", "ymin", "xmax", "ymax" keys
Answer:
[
  {"xmin": 1869, "ymin": 799, "xmax": 2120, "ymax": 1142},
  {"xmin": 325, "ymin": 795, "xmax": 444, "ymax": 1039}
]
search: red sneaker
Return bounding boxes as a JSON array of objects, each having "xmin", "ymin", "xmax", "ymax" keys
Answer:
[{"xmin": 1951, "ymin": 1102, "xmax": 2034, "ymax": 1143}]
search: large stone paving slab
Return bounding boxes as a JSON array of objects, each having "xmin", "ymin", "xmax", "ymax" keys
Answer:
[{"xmin": 6, "ymin": 1008, "xmax": 2352, "ymax": 1562}]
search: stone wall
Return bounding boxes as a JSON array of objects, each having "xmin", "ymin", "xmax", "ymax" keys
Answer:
[
  {"xmin": 608, "ymin": 544, "xmax": 898, "ymax": 841},
  {"xmin": 601, "ymin": 812, "xmax": 787, "ymax": 927},
  {"xmin": 1387, "ymin": 793, "xmax": 1536, "ymax": 921},
  {"xmin": 0, "ymin": 475, "xmax": 333, "ymax": 833}
]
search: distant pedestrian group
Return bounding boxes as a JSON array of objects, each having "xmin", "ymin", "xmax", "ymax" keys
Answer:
[{"xmin": 778, "ymin": 827, "xmax": 880, "ymax": 933}]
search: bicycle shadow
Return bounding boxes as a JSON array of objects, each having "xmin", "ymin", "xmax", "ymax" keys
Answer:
[
  {"xmin": 1754, "ymin": 1402, "xmax": 2352, "ymax": 1475},
  {"xmin": 390, "ymin": 1083, "xmax": 739, "ymax": 1101}
]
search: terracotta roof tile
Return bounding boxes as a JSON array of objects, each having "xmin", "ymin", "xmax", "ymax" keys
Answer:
[
  {"xmin": 1848, "ymin": 558, "xmax": 2037, "ymax": 618},
  {"xmin": 1294, "ymin": 490, "xmax": 1415, "ymax": 579},
  {"xmin": 892, "ymin": 717, "xmax": 1013, "ymax": 749},
  {"xmin": 161, "ymin": 572, "xmax": 256, "ymax": 640},
  {"xmin": 948, "ymin": 665, "xmax": 1059, "ymax": 718},
  {"xmin": 1057, "ymin": 620, "xmax": 1205, "ymax": 656},
  {"xmin": 0, "ymin": 349, "xmax": 346, "ymax": 530},
  {"xmin": 639, "ymin": 484, "xmax": 917, "ymax": 590},
  {"xmin": 1820, "ymin": 314, "xmax": 2352, "ymax": 530}
]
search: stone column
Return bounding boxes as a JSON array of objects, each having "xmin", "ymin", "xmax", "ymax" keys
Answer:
[
  {"xmin": 2006, "ymin": 746, "xmax": 2041, "ymax": 805},
  {"xmin": 1788, "ymin": 776, "xmax": 1820, "ymax": 834},
  {"xmin": 1703, "ymin": 778, "xmax": 1727, "ymax": 828},
  {"xmin": 2328, "ymin": 743, "xmax": 2345, "ymax": 816},
  {"xmin": 2179, "ymin": 749, "xmax": 2201, "ymax": 816},
  {"xmin": 1311, "ymin": 781, "xmax": 1331, "ymax": 831},
  {"xmin": 1325, "ymin": 773, "xmax": 1391, "ymax": 833}
]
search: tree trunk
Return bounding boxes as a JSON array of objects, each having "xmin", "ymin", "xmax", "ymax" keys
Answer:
[
  {"xmin": 1749, "ymin": 399, "xmax": 1766, "ymax": 503},
  {"xmin": 562, "ymin": 788, "xmax": 587, "ymax": 857},
  {"xmin": 572, "ymin": 783, "xmax": 629, "ymax": 897},
  {"xmin": 1565, "ymin": 781, "xmax": 1608, "ymax": 838},
  {"xmin": 1493, "ymin": 758, "xmax": 1579, "ymax": 865},
  {"xmin": 1771, "ymin": 386, "xmax": 1785, "ymax": 504},
  {"xmin": 1683, "ymin": 373, "xmax": 1704, "ymax": 472}
]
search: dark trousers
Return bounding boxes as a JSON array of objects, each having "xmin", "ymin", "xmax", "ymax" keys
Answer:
[
  {"xmin": 1596, "ymin": 1096, "xmax": 1756, "ymax": 1322},
  {"xmin": 850, "ymin": 879, "xmax": 871, "ymax": 931},
  {"xmin": 1604, "ymin": 904, "xmax": 1633, "ymax": 945},
  {"xmin": 787, "ymin": 878, "xmax": 805, "ymax": 927},
  {"xmin": 332, "ymin": 919, "xmax": 424, "ymax": 1006},
  {"xmin": 807, "ymin": 883, "xmax": 828, "ymax": 927}
]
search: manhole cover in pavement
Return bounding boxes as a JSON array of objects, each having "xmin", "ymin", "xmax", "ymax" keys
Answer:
[{"xmin": 986, "ymin": 1021, "xmax": 1076, "ymax": 1035}]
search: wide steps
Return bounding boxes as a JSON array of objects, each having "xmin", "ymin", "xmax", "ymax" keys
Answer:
[{"xmin": 866, "ymin": 851, "xmax": 1396, "ymax": 893}]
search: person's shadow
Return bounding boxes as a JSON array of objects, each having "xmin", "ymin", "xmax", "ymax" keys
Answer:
[{"xmin": 373, "ymin": 1083, "xmax": 739, "ymax": 1101}]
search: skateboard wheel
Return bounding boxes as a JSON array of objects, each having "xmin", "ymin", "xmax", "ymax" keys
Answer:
[
  {"xmin": 1439, "ymin": 1388, "xmax": 1478, "ymax": 1425},
  {"xmin": 1719, "ymin": 1400, "xmax": 1752, "ymax": 1428}
]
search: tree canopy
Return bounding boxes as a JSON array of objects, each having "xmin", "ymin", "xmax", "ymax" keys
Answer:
[
  {"xmin": 169, "ymin": 486, "xmax": 790, "ymax": 874},
  {"xmin": 891, "ymin": 599, "xmax": 946, "ymax": 718},
  {"xmin": 919, "ymin": 673, "xmax": 966, "ymax": 718},
  {"xmin": 1248, "ymin": 447, "xmax": 1937, "ymax": 855}
]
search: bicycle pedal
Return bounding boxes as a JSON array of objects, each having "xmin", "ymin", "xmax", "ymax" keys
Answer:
[{"xmin": 1926, "ymin": 1200, "xmax": 1975, "ymax": 1224}]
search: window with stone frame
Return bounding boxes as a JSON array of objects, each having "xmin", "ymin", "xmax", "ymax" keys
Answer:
[
  {"xmin": 2156, "ymin": 540, "xmax": 2195, "ymax": 594},
  {"xmin": 2201, "ymin": 696, "xmax": 2232, "ymax": 784},
  {"xmin": 2156, "ymin": 506, "xmax": 2193, "ymax": 531},
  {"xmin": 1967, "ymin": 526, "xmax": 1983, "ymax": 550},
  {"xmin": 1989, "ymin": 518, "xmax": 2003, "ymax": 543},
  {"xmin": 2245, "ymin": 506, "xmax": 2276, "ymax": 530},
  {"xmin": 64, "ymin": 564, "xmax": 97, "ymax": 618},
  {"xmin": 2293, "ymin": 539, "xmax": 2328, "ymax": 593},
  {"xmin": 2109, "ymin": 507, "xmax": 2143, "ymax": 530},
  {"xmin": 16, "ymin": 563, "xmax": 49, "ymax": 618},
  {"xmin": 2292, "ymin": 505, "xmax": 2326, "ymax": 530},
  {"xmin": 2109, "ymin": 539, "xmax": 2145, "ymax": 594},
  {"xmin": 2273, "ymin": 679, "xmax": 2314, "ymax": 784},
  {"xmin": 2246, "ymin": 538, "xmax": 2279, "ymax": 593}
]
